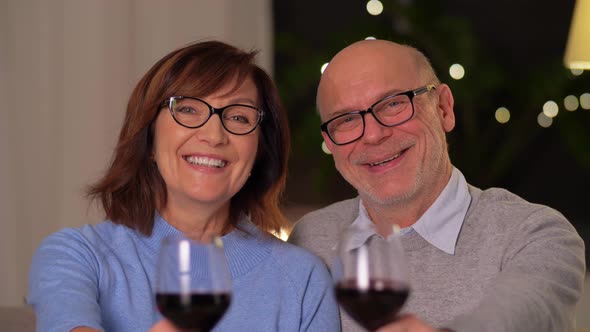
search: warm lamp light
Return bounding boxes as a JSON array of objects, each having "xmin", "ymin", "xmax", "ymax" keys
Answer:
[{"xmin": 564, "ymin": 0, "xmax": 590, "ymax": 69}]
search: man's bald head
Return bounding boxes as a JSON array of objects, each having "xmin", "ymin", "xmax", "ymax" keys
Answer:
[{"xmin": 317, "ymin": 40, "xmax": 439, "ymax": 117}]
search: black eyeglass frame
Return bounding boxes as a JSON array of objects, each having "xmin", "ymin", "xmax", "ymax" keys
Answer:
[
  {"xmin": 160, "ymin": 96, "xmax": 265, "ymax": 135},
  {"xmin": 320, "ymin": 84, "xmax": 436, "ymax": 145}
]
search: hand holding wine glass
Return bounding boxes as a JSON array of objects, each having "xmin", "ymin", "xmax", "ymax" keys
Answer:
[
  {"xmin": 155, "ymin": 235, "xmax": 231, "ymax": 332},
  {"xmin": 333, "ymin": 225, "xmax": 410, "ymax": 331}
]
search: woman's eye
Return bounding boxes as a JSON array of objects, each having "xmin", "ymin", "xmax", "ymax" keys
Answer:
[
  {"xmin": 228, "ymin": 115, "xmax": 249, "ymax": 123},
  {"xmin": 177, "ymin": 107, "xmax": 197, "ymax": 114}
]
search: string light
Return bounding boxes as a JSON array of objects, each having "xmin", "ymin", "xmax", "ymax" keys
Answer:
[
  {"xmin": 564, "ymin": 95, "xmax": 579, "ymax": 111},
  {"xmin": 449, "ymin": 64, "xmax": 465, "ymax": 80},
  {"xmin": 580, "ymin": 93, "xmax": 590, "ymax": 109},
  {"xmin": 542, "ymin": 100, "xmax": 559, "ymax": 118},
  {"xmin": 537, "ymin": 112, "xmax": 553, "ymax": 128},
  {"xmin": 495, "ymin": 107, "xmax": 510, "ymax": 123},
  {"xmin": 366, "ymin": 0, "xmax": 383, "ymax": 15}
]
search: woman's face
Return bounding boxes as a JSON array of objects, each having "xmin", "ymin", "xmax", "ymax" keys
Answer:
[{"xmin": 152, "ymin": 77, "xmax": 260, "ymax": 212}]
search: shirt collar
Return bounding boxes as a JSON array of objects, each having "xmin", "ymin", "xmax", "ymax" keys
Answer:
[{"xmin": 347, "ymin": 167, "xmax": 471, "ymax": 255}]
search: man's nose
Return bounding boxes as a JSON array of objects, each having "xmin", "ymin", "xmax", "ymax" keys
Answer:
[{"xmin": 361, "ymin": 112, "xmax": 392, "ymax": 144}]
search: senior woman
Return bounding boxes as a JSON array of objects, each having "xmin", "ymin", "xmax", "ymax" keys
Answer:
[{"xmin": 28, "ymin": 40, "xmax": 340, "ymax": 332}]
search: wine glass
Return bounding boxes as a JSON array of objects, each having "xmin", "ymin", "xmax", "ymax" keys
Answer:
[
  {"xmin": 333, "ymin": 225, "xmax": 410, "ymax": 331},
  {"xmin": 155, "ymin": 235, "xmax": 232, "ymax": 331}
]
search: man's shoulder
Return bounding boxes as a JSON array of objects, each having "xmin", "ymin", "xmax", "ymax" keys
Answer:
[
  {"xmin": 294, "ymin": 197, "xmax": 359, "ymax": 231},
  {"xmin": 473, "ymin": 186, "xmax": 563, "ymax": 215},
  {"xmin": 468, "ymin": 186, "xmax": 572, "ymax": 232},
  {"xmin": 288, "ymin": 197, "xmax": 359, "ymax": 265}
]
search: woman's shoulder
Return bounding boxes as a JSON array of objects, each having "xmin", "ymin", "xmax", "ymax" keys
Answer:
[
  {"xmin": 40, "ymin": 220, "xmax": 131, "ymax": 244},
  {"xmin": 33, "ymin": 220, "xmax": 139, "ymax": 261},
  {"xmin": 269, "ymin": 237, "xmax": 331, "ymax": 276}
]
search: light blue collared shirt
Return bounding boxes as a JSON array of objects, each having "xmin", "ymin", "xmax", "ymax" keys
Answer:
[{"xmin": 346, "ymin": 167, "xmax": 471, "ymax": 255}]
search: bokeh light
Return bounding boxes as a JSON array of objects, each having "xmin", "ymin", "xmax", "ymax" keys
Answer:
[
  {"xmin": 542, "ymin": 100, "xmax": 559, "ymax": 118},
  {"xmin": 571, "ymin": 68, "xmax": 584, "ymax": 76},
  {"xmin": 365, "ymin": 36, "xmax": 376, "ymax": 40},
  {"xmin": 366, "ymin": 0, "xmax": 383, "ymax": 15},
  {"xmin": 537, "ymin": 112, "xmax": 553, "ymax": 128},
  {"xmin": 580, "ymin": 93, "xmax": 590, "ymax": 110},
  {"xmin": 564, "ymin": 95, "xmax": 579, "ymax": 111},
  {"xmin": 320, "ymin": 62, "xmax": 329, "ymax": 74},
  {"xmin": 272, "ymin": 228, "xmax": 289, "ymax": 241},
  {"xmin": 449, "ymin": 64, "xmax": 465, "ymax": 80},
  {"xmin": 495, "ymin": 107, "xmax": 510, "ymax": 123}
]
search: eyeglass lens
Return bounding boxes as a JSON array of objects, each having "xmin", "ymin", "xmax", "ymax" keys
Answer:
[
  {"xmin": 327, "ymin": 94, "xmax": 413, "ymax": 144},
  {"xmin": 171, "ymin": 98, "xmax": 260, "ymax": 134}
]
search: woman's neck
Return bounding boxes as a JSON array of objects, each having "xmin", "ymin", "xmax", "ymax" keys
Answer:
[{"xmin": 159, "ymin": 198, "xmax": 232, "ymax": 241}]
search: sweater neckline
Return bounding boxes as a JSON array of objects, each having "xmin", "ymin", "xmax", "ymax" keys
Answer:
[
  {"xmin": 144, "ymin": 212, "xmax": 274, "ymax": 279},
  {"xmin": 399, "ymin": 230, "xmax": 431, "ymax": 251}
]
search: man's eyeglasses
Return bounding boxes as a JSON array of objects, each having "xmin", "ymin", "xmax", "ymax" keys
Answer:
[
  {"xmin": 320, "ymin": 84, "xmax": 436, "ymax": 145},
  {"xmin": 161, "ymin": 96, "xmax": 264, "ymax": 135}
]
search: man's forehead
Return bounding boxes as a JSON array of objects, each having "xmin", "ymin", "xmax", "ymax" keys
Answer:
[
  {"xmin": 319, "ymin": 66, "xmax": 416, "ymax": 113},
  {"xmin": 318, "ymin": 78, "xmax": 382, "ymax": 119}
]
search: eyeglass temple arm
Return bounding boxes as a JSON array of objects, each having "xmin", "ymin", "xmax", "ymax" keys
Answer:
[{"xmin": 413, "ymin": 84, "xmax": 437, "ymax": 96}]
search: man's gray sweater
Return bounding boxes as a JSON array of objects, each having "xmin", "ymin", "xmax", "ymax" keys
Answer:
[{"xmin": 289, "ymin": 186, "xmax": 586, "ymax": 332}]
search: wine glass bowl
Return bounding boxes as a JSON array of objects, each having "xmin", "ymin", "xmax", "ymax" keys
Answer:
[
  {"xmin": 333, "ymin": 226, "xmax": 410, "ymax": 331},
  {"xmin": 155, "ymin": 235, "xmax": 231, "ymax": 331}
]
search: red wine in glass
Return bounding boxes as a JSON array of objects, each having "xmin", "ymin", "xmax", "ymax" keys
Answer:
[
  {"xmin": 333, "ymin": 225, "xmax": 410, "ymax": 331},
  {"xmin": 156, "ymin": 235, "xmax": 232, "ymax": 331},
  {"xmin": 335, "ymin": 278, "xmax": 409, "ymax": 331},
  {"xmin": 156, "ymin": 293, "xmax": 230, "ymax": 331}
]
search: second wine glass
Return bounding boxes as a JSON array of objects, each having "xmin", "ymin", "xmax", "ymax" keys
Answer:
[
  {"xmin": 333, "ymin": 225, "xmax": 410, "ymax": 331},
  {"xmin": 155, "ymin": 235, "xmax": 232, "ymax": 332}
]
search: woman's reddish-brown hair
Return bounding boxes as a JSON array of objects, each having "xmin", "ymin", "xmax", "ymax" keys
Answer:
[{"xmin": 87, "ymin": 40, "xmax": 290, "ymax": 236}]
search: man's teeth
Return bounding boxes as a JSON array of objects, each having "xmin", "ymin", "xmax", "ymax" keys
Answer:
[
  {"xmin": 185, "ymin": 156, "xmax": 226, "ymax": 168},
  {"xmin": 370, "ymin": 152, "xmax": 402, "ymax": 167}
]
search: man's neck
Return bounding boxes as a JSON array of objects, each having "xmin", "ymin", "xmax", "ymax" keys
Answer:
[{"xmin": 362, "ymin": 165, "xmax": 453, "ymax": 236}]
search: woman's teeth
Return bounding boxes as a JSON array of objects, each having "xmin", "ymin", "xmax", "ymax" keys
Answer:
[{"xmin": 185, "ymin": 156, "xmax": 226, "ymax": 168}]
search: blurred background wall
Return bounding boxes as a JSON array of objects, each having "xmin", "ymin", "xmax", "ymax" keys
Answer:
[{"xmin": 0, "ymin": 0, "xmax": 272, "ymax": 307}]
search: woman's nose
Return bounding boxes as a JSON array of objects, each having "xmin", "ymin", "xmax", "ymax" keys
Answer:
[{"xmin": 194, "ymin": 114, "xmax": 229, "ymax": 146}]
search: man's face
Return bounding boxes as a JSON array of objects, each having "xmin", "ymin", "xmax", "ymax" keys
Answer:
[{"xmin": 318, "ymin": 41, "xmax": 455, "ymax": 207}]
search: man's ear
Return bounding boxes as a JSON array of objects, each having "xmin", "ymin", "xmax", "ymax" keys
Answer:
[
  {"xmin": 436, "ymin": 84, "xmax": 455, "ymax": 133},
  {"xmin": 321, "ymin": 132, "xmax": 334, "ymax": 155}
]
